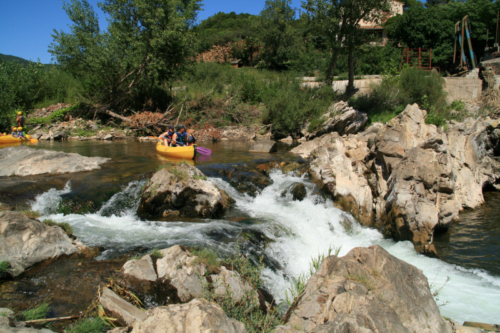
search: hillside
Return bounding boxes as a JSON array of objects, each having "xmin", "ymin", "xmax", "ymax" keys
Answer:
[{"xmin": 0, "ymin": 53, "xmax": 53, "ymax": 69}]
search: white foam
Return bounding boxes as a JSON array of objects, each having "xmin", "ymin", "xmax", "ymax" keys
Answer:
[{"xmin": 32, "ymin": 172, "xmax": 500, "ymax": 324}]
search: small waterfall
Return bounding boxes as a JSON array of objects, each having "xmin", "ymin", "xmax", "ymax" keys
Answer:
[
  {"xmin": 30, "ymin": 172, "xmax": 500, "ymax": 324},
  {"xmin": 31, "ymin": 181, "xmax": 72, "ymax": 215}
]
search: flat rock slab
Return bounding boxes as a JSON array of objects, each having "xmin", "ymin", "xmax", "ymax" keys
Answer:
[
  {"xmin": 101, "ymin": 287, "xmax": 147, "ymax": 326},
  {"xmin": 249, "ymin": 141, "xmax": 277, "ymax": 153},
  {"xmin": 0, "ymin": 146, "xmax": 110, "ymax": 177}
]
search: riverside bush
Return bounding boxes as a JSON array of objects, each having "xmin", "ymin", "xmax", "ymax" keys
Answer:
[
  {"xmin": 174, "ymin": 62, "xmax": 337, "ymax": 135},
  {"xmin": 350, "ymin": 67, "xmax": 448, "ymax": 125}
]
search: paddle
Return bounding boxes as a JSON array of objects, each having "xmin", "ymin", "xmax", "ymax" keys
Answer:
[{"xmin": 195, "ymin": 146, "xmax": 211, "ymax": 156}]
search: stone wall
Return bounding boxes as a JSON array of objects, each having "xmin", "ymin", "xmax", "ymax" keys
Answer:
[
  {"xmin": 318, "ymin": 76, "xmax": 484, "ymax": 103},
  {"xmin": 443, "ymin": 77, "xmax": 483, "ymax": 103}
]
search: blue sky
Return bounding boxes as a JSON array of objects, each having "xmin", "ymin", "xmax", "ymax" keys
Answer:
[{"xmin": 0, "ymin": 0, "xmax": 302, "ymax": 64}]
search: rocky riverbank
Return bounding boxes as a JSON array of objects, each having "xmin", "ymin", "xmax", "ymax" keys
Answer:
[{"xmin": 292, "ymin": 103, "xmax": 500, "ymax": 256}]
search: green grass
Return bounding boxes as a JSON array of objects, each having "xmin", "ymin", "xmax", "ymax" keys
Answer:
[
  {"xmin": 43, "ymin": 219, "xmax": 74, "ymax": 236},
  {"xmin": 72, "ymin": 129, "xmax": 98, "ymax": 137},
  {"xmin": 345, "ymin": 273, "xmax": 375, "ymax": 291},
  {"xmin": 0, "ymin": 261, "xmax": 11, "ymax": 274},
  {"xmin": 0, "ymin": 310, "xmax": 11, "ymax": 317},
  {"xmin": 18, "ymin": 210, "xmax": 41, "ymax": 219},
  {"xmin": 192, "ymin": 248, "xmax": 220, "ymax": 274},
  {"xmin": 193, "ymin": 174, "xmax": 207, "ymax": 181},
  {"xmin": 22, "ymin": 302, "xmax": 50, "ymax": 321},
  {"xmin": 66, "ymin": 318, "xmax": 107, "ymax": 333},
  {"xmin": 150, "ymin": 248, "xmax": 164, "ymax": 259}
]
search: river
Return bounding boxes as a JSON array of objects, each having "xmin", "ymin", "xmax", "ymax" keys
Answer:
[{"xmin": 1, "ymin": 140, "xmax": 499, "ymax": 325}]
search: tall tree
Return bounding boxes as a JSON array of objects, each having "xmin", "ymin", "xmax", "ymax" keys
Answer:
[
  {"xmin": 260, "ymin": 0, "xmax": 298, "ymax": 69},
  {"xmin": 49, "ymin": 0, "xmax": 201, "ymax": 110},
  {"xmin": 302, "ymin": 0, "xmax": 390, "ymax": 91}
]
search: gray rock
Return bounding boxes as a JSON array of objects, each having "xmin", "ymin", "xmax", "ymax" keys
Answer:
[
  {"xmin": 301, "ymin": 101, "xmax": 368, "ymax": 140},
  {"xmin": 137, "ymin": 164, "xmax": 231, "ymax": 218},
  {"xmin": 104, "ymin": 134, "xmax": 113, "ymax": 140},
  {"xmin": 107, "ymin": 328, "xmax": 130, "ymax": 333},
  {"xmin": 131, "ymin": 299, "xmax": 247, "ymax": 333},
  {"xmin": 210, "ymin": 266, "xmax": 254, "ymax": 303},
  {"xmin": 0, "ymin": 146, "xmax": 110, "ymax": 177},
  {"xmin": 249, "ymin": 141, "xmax": 277, "ymax": 153},
  {"xmin": 51, "ymin": 130, "xmax": 69, "ymax": 140},
  {"xmin": 277, "ymin": 245, "xmax": 451, "ymax": 333},
  {"xmin": 122, "ymin": 255, "xmax": 157, "ymax": 282},
  {"xmin": 101, "ymin": 287, "xmax": 147, "ymax": 326},
  {"xmin": 0, "ymin": 211, "xmax": 86, "ymax": 276},
  {"xmin": 156, "ymin": 245, "xmax": 207, "ymax": 303}
]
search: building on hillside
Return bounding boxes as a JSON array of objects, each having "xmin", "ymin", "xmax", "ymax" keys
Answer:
[{"xmin": 359, "ymin": 0, "xmax": 404, "ymax": 46}]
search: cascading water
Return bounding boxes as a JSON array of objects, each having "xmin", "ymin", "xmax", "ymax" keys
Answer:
[{"xmin": 31, "ymin": 171, "xmax": 500, "ymax": 324}]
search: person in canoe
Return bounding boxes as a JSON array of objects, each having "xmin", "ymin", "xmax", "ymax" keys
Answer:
[
  {"xmin": 159, "ymin": 125, "xmax": 175, "ymax": 146},
  {"xmin": 187, "ymin": 129, "xmax": 196, "ymax": 146},
  {"xmin": 16, "ymin": 111, "xmax": 25, "ymax": 128},
  {"xmin": 16, "ymin": 127, "xmax": 26, "ymax": 139},
  {"xmin": 11, "ymin": 127, "xmax": 20, "ymax": 138},
  {"xmin": 173, "ymin": 124, "xmax": 188, "ymax": 146}
]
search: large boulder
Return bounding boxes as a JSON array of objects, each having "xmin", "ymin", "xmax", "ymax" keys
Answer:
[
  {"xmin": 291, "ymin": 103, "xmax": 500, "ymax": 255},
  {"xmin": 131, "ymin": 299, "xmax": 247, "ymax": 333},
  {"xmin": 0, "ymin": 146, "xmax": 110, "ymax": 177},
  {"xmin": 276, "ymin": 245, "xmax": 452, "ymax": 333},
  {"xmin": 0, "ymin": 211, "xmax": 87, "ymax": 276},
  {"xmin": 301, "ymin": 101, "xmax": 368, "ymax": 140},
  {"xmin": 137, "ymin": 164, "xmax": 231, "ymax": 218},
  {"xmin": 249, "ymin": 141, "xmax": 277, "ymax": 153}
]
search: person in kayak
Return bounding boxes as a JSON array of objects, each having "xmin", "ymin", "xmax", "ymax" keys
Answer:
[
  {"xmin": 174, "ymin": 124, "xmax": 188, "ymax": 146},
  {"xmin": 159, "ymin": 125, "xmax": 175, "ymax": 146},
  {"xmin": 16, "ymin": 111, "xmax": 25, "ymax": 128}
]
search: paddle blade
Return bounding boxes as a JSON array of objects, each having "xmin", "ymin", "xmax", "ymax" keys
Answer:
[{"xmin": 195, "ymin": 146, "xmax": 212, "ymax": 156}]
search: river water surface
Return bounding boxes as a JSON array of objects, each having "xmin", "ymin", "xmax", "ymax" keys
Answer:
[{"xmin": 1, "ymin": 140, "xmax": 499, "ymax": 325}]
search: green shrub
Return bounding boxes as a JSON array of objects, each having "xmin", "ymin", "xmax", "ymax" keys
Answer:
[
  {"xmin": 66, "ymin": 318, "xmax": 107, "ymax": 333},
  {"xmin": 22, "ymin": 302, "xmax": 50, "ymax": 321}
]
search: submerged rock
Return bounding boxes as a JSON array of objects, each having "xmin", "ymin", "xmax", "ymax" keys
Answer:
[
  {"xmin": 0, "ymin": 146, "xmax": 110, "ymax": 177},
  {"xmin": 276, "ymin": 245, "xmax": 452, "ymax": 333},
  {"xmin": 131, "ymin": 299, "xmax": 247, "ymax": 333},
  {"xmin": 292, "ymin": 103, "xmax": 500, "ymax": 255},
  {"xmin": 291, "ymin": 183, "xmax": 307, "ymax": 201},
  {"xmin": 0, "ymin": 211, "xmax": 87, "ymax": 277},
  {"xmin": 249, "ymin": 140, "xmax": 277, "ymax": 153},
  {"xmin": 137, "ymin": 164, "xmax": 232, "ymax": 218}
]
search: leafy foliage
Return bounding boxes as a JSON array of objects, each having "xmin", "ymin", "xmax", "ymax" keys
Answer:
[
  {"xmin": 43, "ymin": 219, "xmax": 74, "ymax": 236},
  {"xmin": 260, "ymin": 0, "xmax": 298, "ymax": 69},
  {"xmin": 0, "ymin": 261, "xmax": 11, "ymax": 274},
  {"xmin": 49, "ymin": 0, "xmax": 201, "ymax": 110}
]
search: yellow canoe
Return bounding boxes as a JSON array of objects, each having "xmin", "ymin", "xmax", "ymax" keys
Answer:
[
  {"xmin": 156, "ymin": 142, "xmax": 196, "ymax": 159},
  {"xmin": 0, "ymin": 135, "xmax": 36, "ymax": 144}
]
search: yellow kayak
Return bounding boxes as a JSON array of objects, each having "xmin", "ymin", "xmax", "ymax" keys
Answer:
[
  {"xmin": 156, "ymin": 142, "xmax": 196, "ymax": 159},
  {"xmin": 0, "ymin": 135, "xmax": 36, "ymax": 144}
]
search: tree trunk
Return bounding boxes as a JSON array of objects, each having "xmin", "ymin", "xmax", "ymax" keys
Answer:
[
  {"xmin": 326, "ymin": 50, "xmax": 338, "ymax": 86},
  {"xmin": 347, "ymin": 48, "xmax": 355, "ymax": 94}
]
